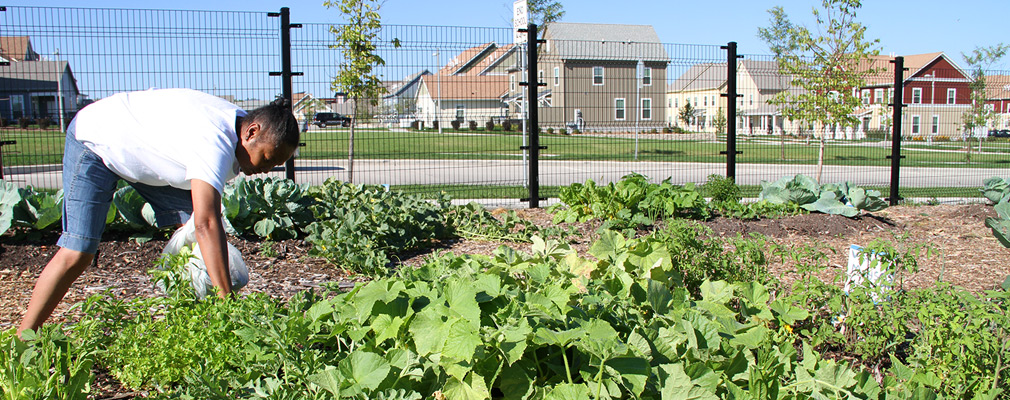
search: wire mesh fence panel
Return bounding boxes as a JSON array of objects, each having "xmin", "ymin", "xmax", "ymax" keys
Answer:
[
  {"xmin": 0, "ymin": 6, "xmax": 281, "ymax": 189},
  {"xmin": 536, "ymin": 34, "xmax": 728, "ymax": 191},
  {"xmin": 894, "ymin": 64, "xmax": 1010, "ymax": 199},
  {"xmin": 290, "ymin": 23, "xmax": 524, "ymax": 199},
  {"xmin": 1, "ymin": 5, "xmax": 1006, "ymax": 202}
]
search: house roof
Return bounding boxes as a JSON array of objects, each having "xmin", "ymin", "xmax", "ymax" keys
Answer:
[
  {"xmin": 385, "ymin": 70, "xmax": 430, "ymax": 98},
  {"xmin": 544, "ymin": 23, "xmax": 668, "ymax": 62},
  {"xmin": 986, "ymin": 75, "xmax": 1010, "ymax": 100},
  {"xmin": 669, "ymin": 63, "xmax": 723, "ymax": 92},
  {"xmin": 669, "ymin": 60, "xmax": 792, "ymax": 92},
  {"xmin": 0, "ymin": 60, "xmax": 78, "ymax": 94},
  {"xmin": 478, "ymin": 44, "xmax": 519, "ymax": 75},
  {"xmin": 858, "ymin": 52, "xmax": 967, "ymax": 86},
  {"xmin": 0, "ymin": 36, "xmax": 39, "ymax": 62},
  {"xmin": 420, "ymin": 75, "xmax": 507, "ymax": 100}
]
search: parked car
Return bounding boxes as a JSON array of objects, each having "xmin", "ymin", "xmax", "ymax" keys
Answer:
[
  {"xmin": 987, "ymin": 129, "xmax": 1010, "ymax": 138},
  {"xmin": 313, "ymin": 112, "xmax": 352, "ymax": 128}
]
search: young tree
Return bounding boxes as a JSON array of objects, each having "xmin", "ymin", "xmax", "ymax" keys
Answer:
[
  {"xmin": 679, "ymin": 100, "xmax": 697, "ymax": 129},
  {"xmin": 326, "ymin": 0, "xmax": 392, "ymax": 183},
  {"xmin": 713, "ymin": 107, "xmax": 727, "ymax": 134},
  {"xmin": 961, "ymin": 43, "xmax": 1008, "ymax": 162},
  {"xmin": 757, "ymin": 0, "xmax": 880, "ymax": 183}
]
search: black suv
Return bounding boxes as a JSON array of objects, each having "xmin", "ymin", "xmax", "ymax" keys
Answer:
[
  {"xmin": 988, "ymin": 129, "xmax": 1010, "ymax": 138},
  {"xmin": 313, "ymin": 112, "xmax": 352, "ymax": 128}
]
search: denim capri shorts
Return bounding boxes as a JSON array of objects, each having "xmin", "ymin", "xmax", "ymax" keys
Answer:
[{"xmin": 58, "ymin": 123, "xmax": 194, "ymax": 254}]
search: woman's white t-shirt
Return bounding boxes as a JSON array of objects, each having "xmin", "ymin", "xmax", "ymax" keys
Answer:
[{"xmin": 74, "ymin": 88, "xmax": 246, "ymax": 194}]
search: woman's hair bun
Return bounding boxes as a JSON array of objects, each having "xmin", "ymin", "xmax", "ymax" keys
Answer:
[{"xmin": 271, "ymin": 95, "xmax": 291, "ymax": 109}]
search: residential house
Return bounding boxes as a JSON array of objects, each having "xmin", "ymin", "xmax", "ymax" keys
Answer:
[
  {"xmin": 381, "ymin": 70, "xmax": 429, "ymax": 124},
  {"xmin": 0, "ymin": 60, "xmax": 81, "ymax": 124},
  {"xmin": 668, "ymin": 60, "xmax": 798, "ymax": 135},
  {"xmin": 0, "ymin": 36, "xmax": 40, "ymax": 62},
  {"xmin": 855, "ymin": 52, "xmax": 972, "ymax": 139},
  {"xmin": 505, "ymin": 23, "xmax": 668, "ymax": 132},
  {"xmin": 415, "ymin": 42, "xmax": 515, "ymax": 127},
  {"xmin": 985, "ymin": 75, "xmax": 1010, "ymax": 130}
]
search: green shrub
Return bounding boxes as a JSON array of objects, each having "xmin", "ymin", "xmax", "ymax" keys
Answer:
[
  {"xmin": 468, "ymin": 120, "xmax": 477, "ymax": 130},
  {"xmin": 702, "ymin": 174, "xmax": 742, "ymax": 203},
  {"xmin": 485, "ymin": 120, "xmax": 495, "ymax": 131},
  {"xmin": 450, "ymin": 120, "xmax": 461, "ymax": 130}
]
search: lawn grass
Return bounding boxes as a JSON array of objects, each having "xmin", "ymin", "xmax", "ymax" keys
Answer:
[{"xmin": 4, "ymin": 125, "xmax": 1009, "ymax": 170}]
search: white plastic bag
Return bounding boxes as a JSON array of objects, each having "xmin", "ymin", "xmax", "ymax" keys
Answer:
[{"xmin": 161, "ymin": 217, "xmax": 249, "ymax": 299}]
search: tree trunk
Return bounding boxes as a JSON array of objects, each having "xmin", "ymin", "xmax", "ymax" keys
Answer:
[
  {"xmin": 348, "ymin": 103, "xmax": 356, "ymax": 183},
  {"xmin": 816, "ymin": 135, "xmax": 826, "ymax": 184}
]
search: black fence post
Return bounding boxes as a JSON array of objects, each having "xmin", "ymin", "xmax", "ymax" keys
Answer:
[
  {"xmin": 521, "ymin": 23, "xmax": 544, "ymax": 208},
  {"xmin": 270, "ymin": 7, "xmax": 302, "ymax": 181},
  {"xmin": 720, "ymin": 42, "xmax": 743, "ymax": 180},
  {"xmin": 888, "ymin": 56, "xmax": 906, "ymax": 206}
]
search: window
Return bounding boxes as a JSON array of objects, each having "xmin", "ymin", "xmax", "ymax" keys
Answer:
[
  {"xmin": 674, "ymin": 98, "xmax": 678, "ymax": 108},
  {"xmin": 10, "ymin": 95, "xmax": 24, "ymax": 118},
  {"xmin": 749, "ymin": 95, "xmax": 753, "ymax": 105},
  {"xmin": 861, "ymin": 89, "xmax": 870, "ymax": 105},
  {"xmin": 888, "ymin": 88, "xmax": 894, "ymax": 103},
  {"xmin": 642, "ymin": 67, "xmax": 651, "ymax": 86},
  {"xmin": 912, "ymin": 115, "xmax": 920, "ymax": 134},
  {"xmin": 712, "ymin": 96, "xmax": 717, "ymax": 106},
  {"xmin": 931, "ymin": 115, "xmax": 939, "ymax": 134},
  {"xmin": 874, "ymin": 89, "xmax": 884, "ymax": 104},
  {"xmin": 703, "ymin": 96, "xmax": 708, "ymax": 106},
  {"xmin": 510, "ymin": 75, "xmax": 516, "ymax": 92},
  {"xmin": 553, "ymin": 66, "xmax": 560, "ymax": 86},
  {"xmin": 947, "ymin": 88, "xmax": 956, "ymax": 104},
  {"xmin": 912, "ymin": 88, "xmax": 922, "ymax": 104},
  {"xmin": 641, "ymin": 98, "xmax": 652, "ymax": 120},
  {"xmin": 593, "ymin": 66, "xmax": 604, "ymax": 85},
  {"xmin": 615, "ymin": 98, "xmax": 626, "ymax": 120},
  {"xmin": 693, "ymin": 97, "xmax": 698, "ymax": 107},
  {"xmin": 538, "ymin": 70, "xmax": 544, "ymax": 84},
  {"xmin": 456, "ymin": 105, "xmax": 465, "ymax": 120}
]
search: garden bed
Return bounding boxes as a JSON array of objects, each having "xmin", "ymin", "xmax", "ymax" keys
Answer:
[{"xmin": 2, "ymin": 203, "xmax": 1006, "ymax": 331}]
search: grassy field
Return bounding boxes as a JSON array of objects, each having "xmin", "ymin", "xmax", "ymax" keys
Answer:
[
  {"xmin": 4, "ymin": 126, "xmax": 1010, "ymax": 169},
  {"xmin": 298, "ymin": 127, "xmax": 1010, "ymax": 168}
]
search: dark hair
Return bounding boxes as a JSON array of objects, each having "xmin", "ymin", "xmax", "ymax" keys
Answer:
[{"xmin": 245, "ymin": 96, "xmax": 300, "ymax": 148}]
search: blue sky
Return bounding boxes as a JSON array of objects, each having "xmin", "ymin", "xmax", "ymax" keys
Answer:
[{"xmin": 8, "ymin": 0, "xmax": 1009, "ymax": 68}]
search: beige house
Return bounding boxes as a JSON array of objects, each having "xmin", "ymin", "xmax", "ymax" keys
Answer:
[
  {"xmin": 668, "ymin": 60, "xmax": 798, "ymax": 135},
  {"xmin": 414, "ymin": 42, "xmax": 516, "ymax": 127},
  {"xmin": 505, "ymin": 22, "xmax": 669, "ymax": 132}
]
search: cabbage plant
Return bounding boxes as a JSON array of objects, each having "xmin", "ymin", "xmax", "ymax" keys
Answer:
[{"xmin": 759, "ymin": 175, "xmax": 887, "ymax": 217}]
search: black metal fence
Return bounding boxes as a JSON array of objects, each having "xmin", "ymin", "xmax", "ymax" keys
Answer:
[{"xmin": 2, "ymin": 5, "xmax": 1008, "ymax": 205}]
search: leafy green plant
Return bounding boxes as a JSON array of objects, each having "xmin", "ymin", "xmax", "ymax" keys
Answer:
[
  {"xmin": 305, "ymin": 179, "xmax": 451, "ymax": 275},
  {"xmin": 986, "ymin": 200, "xmax": 1010, "ymax": 247},
  {"xmin": 0, "ymin": 325, "xmax": 94, "ymax": 400},
  {"xmin": 223, "ymin": 176, "xmax": 315, "ymax": 240},
  {"xmin": 702, "ymin": 173, "xmax": 742, "ymax": 203},
  {"xmin": 981, "ymin": 176, "xmax": 1010, "ymax": 204},
  {"xmin": 759, "ymin": 174, "xmax": 887, "ymax": 217},
  {"xmin": 0, "ymin": 180, "xmax": 21, "ymax": 236},
  {"xmin": 708, "ymin": 199, "xmax": 806, "ymax": 220},
  {"xmin": 13, "ymin": 187, "xmax": 63, "ymax": 230},
  {"xmin": 79, "ymin": 232, "xmax": 929, "ymax": 399},
  {"xmin": 552, "ymin": 173, "xmax": 708, "ymax": 232},
  {"xmin": 447, "ymin": 202, "xmax": 576, "ymax": 243}
]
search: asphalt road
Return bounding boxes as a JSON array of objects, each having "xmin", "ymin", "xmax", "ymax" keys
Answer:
[{"xmin": 5, "ymin": 159, "xmax": 1003, "ymax": 191}]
